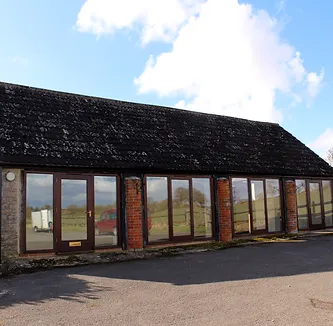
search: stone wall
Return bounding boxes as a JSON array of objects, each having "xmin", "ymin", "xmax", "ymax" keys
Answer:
[{"xmin": 1, "ymin": 168, "xmax": 23, "ymax": 261}]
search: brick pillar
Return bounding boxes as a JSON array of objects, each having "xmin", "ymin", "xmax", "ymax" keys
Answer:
[
  {"xmin": 125, "ymin": 176, "xmax": 143, "ymax": 250},
  {"xmin": 1, "ymin": 168, "xmax": 23, "ymax": 260},
  {"xmin": 217, "ymin": 177, "xmax": 232, "ymax": 242},
  {"xmin": 285, "ymin": 180, "xmax": 298, "ymax": 234}
]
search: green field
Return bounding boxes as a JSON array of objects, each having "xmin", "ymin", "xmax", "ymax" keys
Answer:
[
  {"xmin": 149, "ymin": 205, "xmax": 212, "ymax": 237},
  {"xmin": 26, "ymin": 182, "xmax": 333, "ymax": 235}
]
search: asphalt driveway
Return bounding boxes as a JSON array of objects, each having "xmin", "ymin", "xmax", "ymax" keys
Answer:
[{"xmin": 1, "ymin": 236, "xmax": 333, "ymax": 326}]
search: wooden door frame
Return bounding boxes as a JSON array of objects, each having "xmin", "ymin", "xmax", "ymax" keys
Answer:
[
  {"xmin": 248, "ymin": 178, "xmax": 268, "ymax": 233},
  {"xmin": 54, "ymin": 174, "xmax": 94, "ymax": 253},
  {"xmin": 307, "ymin": 181, "xmax": 325, "ymax": 230},
  {"xmin": 169, "ymin": 177, "xmax": 194, "ymax": 241}
]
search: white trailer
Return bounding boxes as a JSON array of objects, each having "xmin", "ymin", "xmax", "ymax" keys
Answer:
[{"xmin": 31, "ymin": 209, "xmax": 53, "ymax": 232}]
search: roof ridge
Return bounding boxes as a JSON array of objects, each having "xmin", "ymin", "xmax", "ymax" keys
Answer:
[{"xmin": 0, "ymin": 80, "xmax": 279, "ymax": 127}]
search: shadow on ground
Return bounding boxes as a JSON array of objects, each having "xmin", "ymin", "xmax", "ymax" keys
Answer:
[
  {"xmin": 0, "ymin": 271, "xmax": 112, "ymax": 309},
  {"xmin": 1, "ymin": 235, "xmax": 333, "ymax": 309}
]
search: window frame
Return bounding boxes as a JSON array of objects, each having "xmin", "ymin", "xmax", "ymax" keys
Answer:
[
  {"xmin": 230, "ymin": 176, "xmax": 284, "ymax": 236},
  {"xmin": 22, "ymin": 171, "xmax": 121, "ymax": 255},
  {"xmin": 22, "ymin": 171, "xmax": 55, "ymax": 254},
  {"xmin": 296, "ymin": 179, "xmax": 333, "ymax": 231},
  {"xmin": 144, "ymin": 174, "xmax": 215, "ymax": 245}
]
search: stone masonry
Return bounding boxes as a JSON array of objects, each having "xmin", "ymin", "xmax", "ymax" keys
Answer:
[{"xmin": 1, "ymin": 168, "xmax": 23, "ymax": 261}]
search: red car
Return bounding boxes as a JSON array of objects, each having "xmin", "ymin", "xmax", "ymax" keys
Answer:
[{"xmin": 95, "ymin": 209, "xmax": 152, "ymax": 236}]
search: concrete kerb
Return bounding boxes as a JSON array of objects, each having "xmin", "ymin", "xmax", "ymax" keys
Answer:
[{"xmin": 1, "ymin": 230, "xmax": 332, "ymax": 278}]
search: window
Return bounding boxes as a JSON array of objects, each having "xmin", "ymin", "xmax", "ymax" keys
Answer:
[
  {"xmin": 296, "ymin": 180, "xmax": 308, "ymax": 229},
  {"xmin": 107, "ymin": 211, "xmax": 117, "ymax": 220},
  {"xmin": 171, "ymin": 179, "xmax": 191, "ymax": 237},
  {"xmin": 100, "ymin": 212, "xmax": 107, "ymax": 221},
  {"xmin": 94, "ymin": 176, "xmax": 118, "ymax": 247},
  {"xmin": 250, "ymin": 180, "xmax": 266, "ymax": 231},
  {"xmin": 26, "ymin": 173, "xmax": 54, "ymax": 251},
  {"xmin": 193, "ymin": 178, "xmax": 212, "ymax": 238},
  {"xmin": 266, "ymin": 179, "xmax": 281, "ymax": 232},
  {"xmin": 232, "ymin": 178, "xmax": 282, "ymax": 234},
  {"xmin": 146, "ymin": 176, "xmax": 213, "ymax": 243},
  {"xmin": 146, "ymin": 177, "xmax": 169, "ymax": 242},
  {"xmin": 309, "ymin": 182, "xmax": 322, "ymax": 226},
  {"xmin": 322, "ymin": 180, "xmax": 333, "ymax": 227},
  {"xmin": 232, "ymin": 178, "xmax": 250, "ymax": 234},
  {"xmin": 61, "ymin": 179, "xmax": 88, "ymax": 241}
]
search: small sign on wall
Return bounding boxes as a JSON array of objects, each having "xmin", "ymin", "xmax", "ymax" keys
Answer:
[{"xmin": 69, "ymin": 241, "xmax": 82, "ymax": 247}]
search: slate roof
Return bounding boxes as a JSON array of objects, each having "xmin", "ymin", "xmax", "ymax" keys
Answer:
[{"xmin": 0, "ymin": 81, "xmax": 332, "ymax": 177}]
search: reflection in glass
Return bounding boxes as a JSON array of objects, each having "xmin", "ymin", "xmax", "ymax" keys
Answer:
[
  {"xmin": 146, "ymin": 177, "xmax": 169, "ymax": 242},
  {"xmin": 26, "ymin": 174, "xmax": 54, "ymax": 251},
  {"xmin": 172, "ymin": 180, "xmax": 191, "ymax": 236},
  {"xmin": 232, "ymin": 178, "xmax": 250, "ymax": 234},
  {"xmin": 309, "ymin": 182, "xmax": 322, "ymax": 225},
  {"xmin": 251, "ymin": 180, "xmax": 266, "ymax": 230},
  {"xmin": 296, "ymin": 180, "xmax": 308, "ymax": 229},
  {"xmin": 322, "ymin": 180, "xmax": 333, "ymax": 227},
  {"xmin": 61, "ymin": 179, "xmax": 87, "ymax": 241},
  {"xmin": 266, "ymin": 179, "xmax": 281, "ymax": 232},
  {"xmin": 94, "ymin": 176, "xmax": 118, "ymax": 247},
  {"xmin": 193, "ymin": 178, "xmax": 212, "ymax": 237}
]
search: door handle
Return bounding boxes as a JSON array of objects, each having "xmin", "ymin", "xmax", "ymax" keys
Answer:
[{"xmin": 86, "ymin": 210, "xmax": 92, "ymax": 218}]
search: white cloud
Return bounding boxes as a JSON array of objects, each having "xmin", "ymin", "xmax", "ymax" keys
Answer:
[
  {"xmin": 95, "ymin": 177, "xmax": 117, "ymax": 193},
  {"xmin": 308, "ymin": 128, "xmax": 333, "ymax": 159},
  {"xmin": 306, "ymin": 69, "xmax": 325, "ymax": 107},
  {"xmin": 76, "ymin": 0, "xmax": 325, "ymax": 122},
  {"xmin": 76, "ymin": 0, "xmax": 204, "ymax": 44}
]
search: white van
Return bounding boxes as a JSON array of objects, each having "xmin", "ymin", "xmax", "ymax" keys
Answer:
[{"xmin": 31, "ymin": 209, "xmax": 53, "ymax": 232}]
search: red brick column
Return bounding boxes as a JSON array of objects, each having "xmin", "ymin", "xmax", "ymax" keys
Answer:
[
  {"xmin": 285, "ymin": 180, "xmax": 298, "ymax": 234},
  {"xmin": 125, "ymin": 177, "xmax": 143, "ymax": 250},
  {"xmin": 217, "ymin": 177, "xmax": 232, "ymax": 242}
]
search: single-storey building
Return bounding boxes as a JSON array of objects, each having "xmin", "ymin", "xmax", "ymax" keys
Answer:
[{"xmin": 0, "ymin": 81, "xmax": 332, "ymax": 261}]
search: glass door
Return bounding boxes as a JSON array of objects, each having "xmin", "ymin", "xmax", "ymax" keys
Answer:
[
  {"xmin": 170, "ymin": 179, "xmax": 194, "ymax": 240},
  {"xmin": 54, "ymin": 175, "xmax": 94, "ymax": 252},
  {"xmin": 308, "ymin": 182, "xmax": 324, "ymax": 229}
]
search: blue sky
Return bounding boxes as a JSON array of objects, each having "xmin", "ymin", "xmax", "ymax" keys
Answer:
[{"xmin": 0, "ymin": 0, "xmax": 332, "ymax": 159}]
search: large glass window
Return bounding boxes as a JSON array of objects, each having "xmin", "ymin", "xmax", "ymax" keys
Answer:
[
  {"xmin": 172, "ymin": 180, "xmax": 191, "ymax": 237},
  {"xmin": 250, "ymin": 180, "xmax": 266, "ymax": 231},
  {"xmin": 61, "ymin": 179, "xmax": 88, "ymax": 241},
  {"xmin": 146, "ymin": 177, "xmax": 169, "ymax": 242},
  {"xmin": 309, "ymin": 182, "xmax": 322, "ymax": 226},
  {"xmin": 94, "ymin": 176, "xmax": 118, "ymax": 247},
  {"xmin": 296, "ymin": 180, "xmax": 308, "ymax": 229},
  {"xmin": 192, "ymin": 178, "xmax": 212, "ymax": 238},
  {"xmin": 232, "ymin": 178, "xmax": 281, "ymax": 234},
  {"xmin": 26, "ymin": 174, "xmax": 54, "ymax": 251},
  {"xmin": 322, "ymin": 180, "xmax": 333, "ymax": 227},
  {"xmin": 232, "ymin": 178, "xmax": 250, "ymax": 234},
  {"xmin": 146, "ymin": 176, "xmax": 213, "ymax": 242},
  {"xmin": 266, "ymin": 179, "xmax": 281, "ymax": 232}
]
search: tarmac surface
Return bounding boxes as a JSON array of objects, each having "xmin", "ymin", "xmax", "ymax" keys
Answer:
[{"xmin": 1, "ymin": 235, "xmax": 333, "ymax": 325}]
